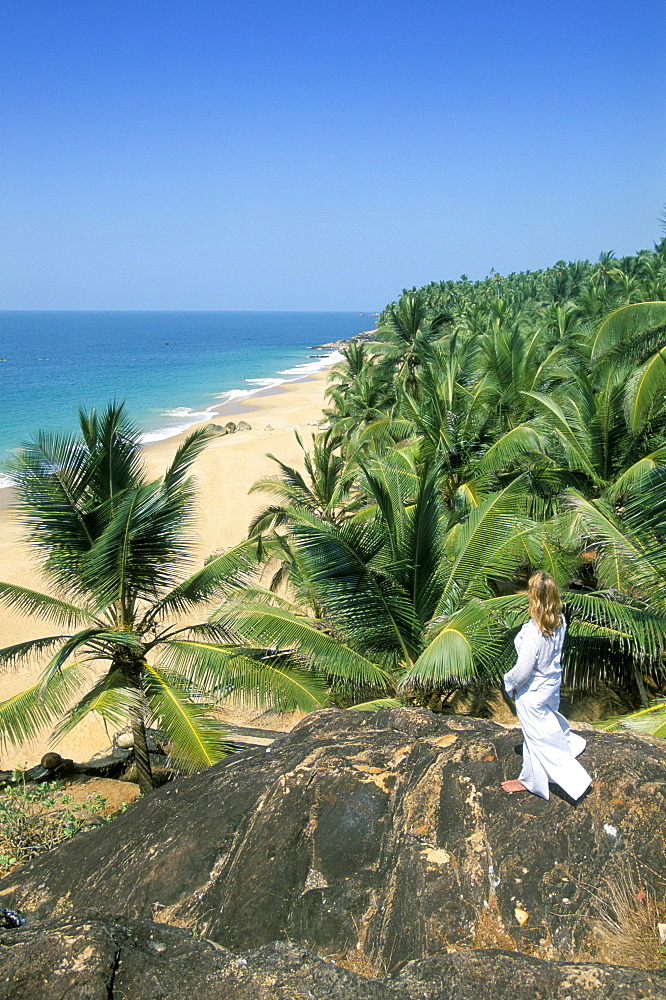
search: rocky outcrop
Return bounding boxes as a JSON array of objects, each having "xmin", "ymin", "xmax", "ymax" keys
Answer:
[
  {"xmin": 1, "ymin": 709, "xmax": 665, "ymax": 982},
  {"xmin": 0, "ymin": 917, "xmax": 664, "ymax": 1000},
  {"xmin": 310, "ymin": 330, "xmax": 378, "ymax": 350},
  {"xmin": 204, "ymin": 421, "xmax": 251, "ymax": 436}
]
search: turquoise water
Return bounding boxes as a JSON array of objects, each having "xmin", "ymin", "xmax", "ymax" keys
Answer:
[{"xmin": 0, "ymin": 311, "xmax": 369, "ymax": 481}]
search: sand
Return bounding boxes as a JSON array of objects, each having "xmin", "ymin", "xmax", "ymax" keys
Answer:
[{"xmin": 0, "ymin": 370, "xmax": 332, "ymax": 769}]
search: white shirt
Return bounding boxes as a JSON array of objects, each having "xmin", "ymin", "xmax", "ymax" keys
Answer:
[{"xmin": 503, "ymin": 616, "xmax": 566, "ymax": 695}]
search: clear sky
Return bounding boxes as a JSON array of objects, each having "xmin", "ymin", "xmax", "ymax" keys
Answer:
[{"xmin": 1, "ymin": 0, "xmax": 664, "ymax": 310}]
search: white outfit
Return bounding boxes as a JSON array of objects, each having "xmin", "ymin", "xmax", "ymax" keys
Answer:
[{"xmin": 503, "ymin": 616, "xmax": 591, "ymax": 801}]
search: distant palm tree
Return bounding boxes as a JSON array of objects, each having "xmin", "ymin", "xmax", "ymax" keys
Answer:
[
  {"xmin": 374, "ymin": 291, "xmax": 452, "ymax": 397},
  {"xmin": 0, "ymin": 403, "xmax": 321, "ymax": 791}
]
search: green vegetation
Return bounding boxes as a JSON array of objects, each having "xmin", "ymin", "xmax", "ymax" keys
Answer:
[
  {"xmin": 4, "ymin": 236, "xmax": 666, "ymax": 778},
  {"xmin": 225, "ymin": 238, "xmax": 666, "ymax": 719},
  {"xmin": 0, "ymin": 776, "xmax": 113, "ymax": 874},
  {"xmin": 0, "ymin": 404, "xmax": 326, "ymax": 791}
]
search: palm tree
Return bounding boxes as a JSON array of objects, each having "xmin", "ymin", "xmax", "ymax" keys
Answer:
[
  {"xmin": 325, "ymin": 369, "xmax": 395, "ymax": 438},
  {"xmin": 248, "ymin": 429, "xmax": 359, "ymax": 532},
  {"xmin": 219, "ymin": 449, "xmax": 666, "ymax": 707},
  {"xmin": 374, "ymin": 291, "xmax": 452, "ymax": 398},
  {"xmin": 565, "ymin": 466, "xmax": 666, "ymax": 699},
  {"xmin": 0, "ymin": 403, "xmax": 321, "ymax": 791},
  {"xmin": 522, "ymin": 302, "xmax": 666, "ymax": 499},
  {"xmin": 215, "ymin": 454, "xmax": 548, "ymax": 705}
]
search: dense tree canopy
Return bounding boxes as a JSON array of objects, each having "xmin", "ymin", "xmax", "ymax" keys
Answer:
[{"xmin": 237, "ymin": 237, "xmax": 666, "ymax": 723}]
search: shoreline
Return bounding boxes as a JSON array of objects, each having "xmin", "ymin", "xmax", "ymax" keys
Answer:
[
  {"xmin": 0, "ymin": 366, "xmax": 336, "ymax": 769},
  {"xmin": 137, "ymin": 347, "xmax": 344, "ymax": 447},
  {"xmin": 0, "ymin": 365, "xmax": 339, "ymax": 512}
]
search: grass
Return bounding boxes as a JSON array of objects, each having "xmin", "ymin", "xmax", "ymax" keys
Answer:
[
  {"xmin": 0, "ymin": 773, "xmax": 130, "ymax": 876},
  {"xmin": 588, "ymin": 864, "xmax": 666, "ymax": 969}
]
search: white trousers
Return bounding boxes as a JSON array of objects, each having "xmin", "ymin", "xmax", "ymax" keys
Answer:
[{"xmin": 515, "ymin": 672, "xmax": 592, "ymax": 800}]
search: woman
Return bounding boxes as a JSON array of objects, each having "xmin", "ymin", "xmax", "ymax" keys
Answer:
[{"xmin": 501, "ymin": 571, "xmax": 592, "ymax": 800}]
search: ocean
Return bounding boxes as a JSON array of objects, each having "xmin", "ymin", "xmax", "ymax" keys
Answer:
[{"xmin": 0, "ymin": 311, "xmax": 370, "ymax": 486}]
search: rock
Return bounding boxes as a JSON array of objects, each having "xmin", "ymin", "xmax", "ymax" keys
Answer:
[
  {"xmin": 204, "ymin": 423, "xmax": 228, "ymax": 436},
  {"xmin": 224, "ymin": 421, "xmax": 237, "ymax": 434},
  {"xmin": 1, "ymin": 709, "xmax": 666, "ymax": 973},
  {"xmin": 264, "ymin": 424, "xmax": 273, "ymax": 431},
  {"xmin": 0, "ymin": 917, "xmax": 119, "ymax": 1000},
  {"xmin": 395, "ymin": 950, "xmax": 666, "ymax": 999},
  {"xmin": 70, "ymin": 748, "xmax": 131, "ymax": 779},
  {"xmin": 40, "ymin": 752, "xmax": 63, "ymax": 770},
  {"xmin": 236, "ymin": 420, "xmax": 251, "ymax": 431},
  {"xmin": 309, "ymin": 331, "xmax": 378, "ymax": 351},
  {"xmin": 0, "ymin": 908, "xmax": 25, "ymax": 929},
  {"xmin": 0, "ymin": 917, "xmax": 663, "ymax": 1000},
  {"xmin": 115, "ymin": 732, "xmax": 134, "ymax": 749},
  {"xmin": 5, "ymin": 758, "xmax": 75, "ymax": 784}
]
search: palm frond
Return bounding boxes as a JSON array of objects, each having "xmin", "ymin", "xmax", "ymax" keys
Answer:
[
  {"xmin": 52, "ymin": 668, "xmax": 144, "ymax": 738},
  {"xmin": 5, "ymin": 432, "xmax": 97, "ymax": 580},
  {"xmin": 523, "ymin": 391, "xmax": 600, "ymax": 482},
  {"xmin": 0, "ymin": 582, "xmax": 96, "ymax": 628},
  {"xmin": 0, "ymin": 634, "xmax": 73, "ymax": 671},
  {"xmin": 352, "ymin": 417, "xmax": 417, "ymax": 454},
  {"xmin": 407, "ymin": 599, "xmax": 504, "ymax": 685},
  {"xmin": 38, "ymin": 627, "xmax": 142, "ymax": 689},
  {"xmin": 210, "ymin": 601, "xmax": 393, "ymax": 690},
  {"xmin": 143, "ymin": 663, "xmax": 231, "ymax": 771},
  {"xmin": 475, "ymin": 425, "xmax": 546, "ymax": 474},
  {"xmin": 162, "ymin": 425, "xmax": 214, "ymax": 489},
  {"xmin": 78, "ymin": 401, "xmax": 145, "ymax": 504},
  {"xmin": 591, "ymin": 301, "xmax": 666, "ymax": 360},
  {"xmin": 593, "ymin": 698, "xmax": 666, "ymax": 738},
  {"xmin": 157, "ymin": 639, "xmax": 327, "ymax": 711},
  {"xmin": 623, "ymin": 348, "xmax": 666, "ymax": 433},
  {"xmin": 566, "ymin": 492, "xmax": 666, "ymax": 605},
  {"xmin": 286, "ymin": 510, "xmax": 422, "ymax": 659},
  {"xmin": 0, "ymin": 659, "xmax": 91, "ymax": 749},
  {"xmin": 438, "ymin": 478, "xmax": 530, "ymax": 611},
  {"xmin": 401, "ymin": 464, "xmax": 446, "ymax": 621},
  {"xmin": 605, "ymin": 448, "xmax": 666, "ymax": 500},
  {"xmin": 82, "ymin": 479, "xmax": 195, "ymax": 608},
  {"xmin": 141, "ymin": 536, "xmax": 266, "ymax": 629}
]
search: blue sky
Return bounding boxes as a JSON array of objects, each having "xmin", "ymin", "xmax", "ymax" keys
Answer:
[{"xmin": 1, "ymin": 0, "xmax": 664, "ymax": 310}]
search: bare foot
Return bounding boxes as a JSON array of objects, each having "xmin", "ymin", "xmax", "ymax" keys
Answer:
[{"xmin": 501, "ymin": 779, "xmax": 528, "ymax": 794}]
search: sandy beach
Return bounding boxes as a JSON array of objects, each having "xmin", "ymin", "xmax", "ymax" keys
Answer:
[{"xmin": 0, "ymin": 370, "xmax": 332, "ymax": 769}]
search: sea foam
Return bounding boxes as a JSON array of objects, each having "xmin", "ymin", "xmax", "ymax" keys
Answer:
[
  {"xmin": 279, "ymin": 350, "xmax": 344, "ymax": 375},
  {"xmin": 139, "ymin": 351, "xmax": 343, "ymax": 447}
]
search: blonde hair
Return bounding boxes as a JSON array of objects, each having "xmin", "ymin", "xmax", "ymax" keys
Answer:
[{"xmin": 528, "ymin": 571, "xmax": 562, "ymax": 636}]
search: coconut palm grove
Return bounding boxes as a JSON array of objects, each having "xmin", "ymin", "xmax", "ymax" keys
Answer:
[{"xmin": 3, "ymin": 235, "xmax": 666, "ymax": 784}]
